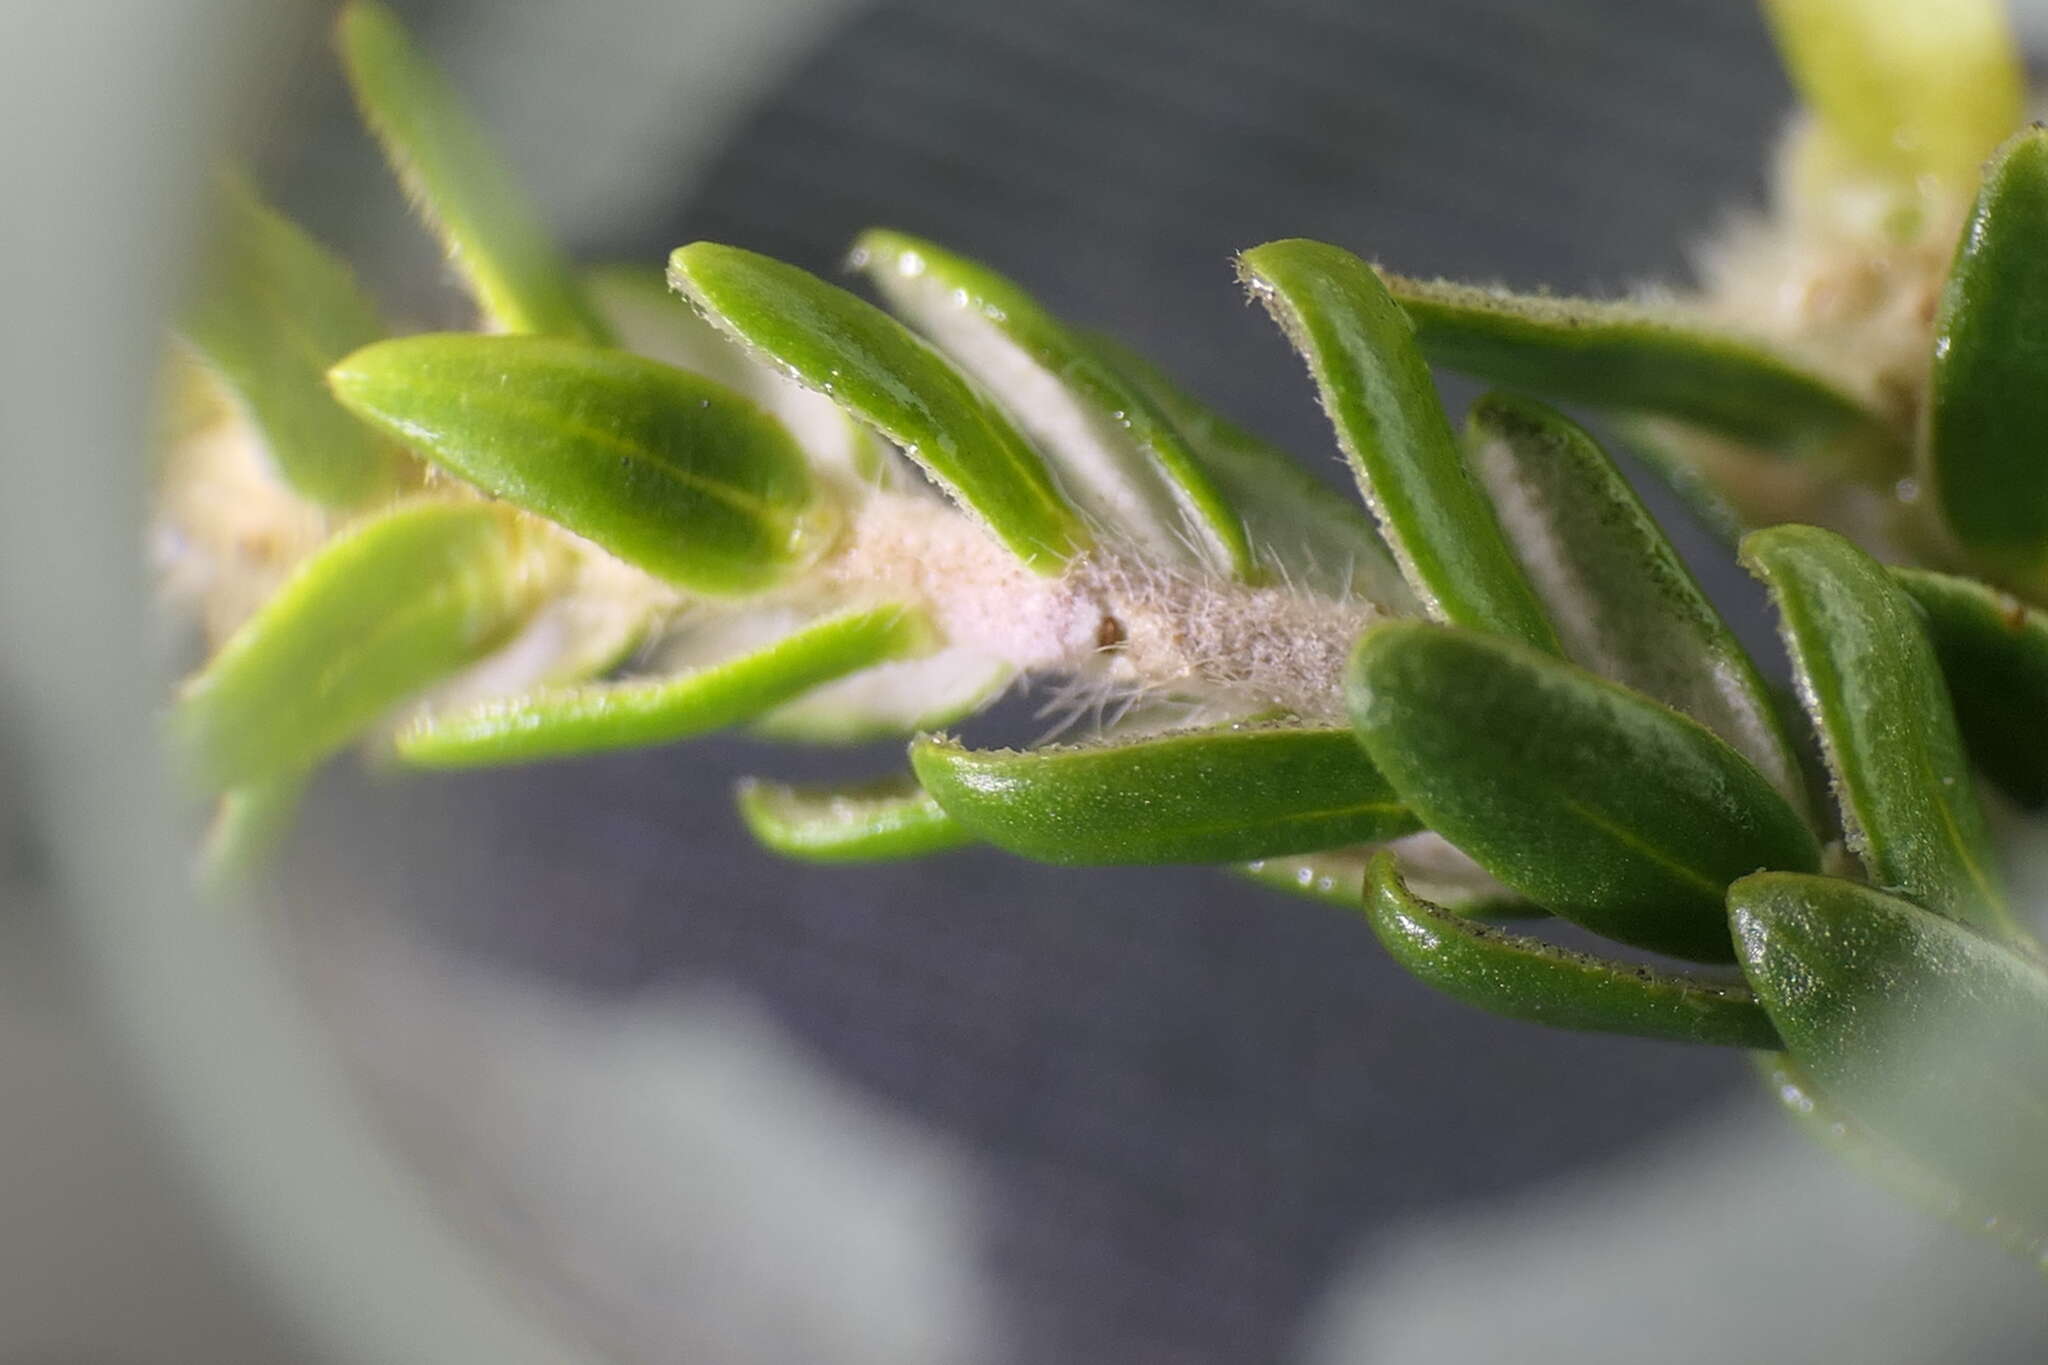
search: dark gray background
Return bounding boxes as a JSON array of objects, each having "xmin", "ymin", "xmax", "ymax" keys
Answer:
[{"xmin": 266, "ymin": 1, "xmax": 1798, "ymax": 1361}]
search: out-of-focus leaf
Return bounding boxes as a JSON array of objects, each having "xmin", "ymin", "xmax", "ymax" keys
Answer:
[
  {"xmin": 588, "ymin": 264, "xmax": 893, "ymax": 489},
  {"xmin": 397, "ymin": 604, "xmax": 932, "ymax": 767},
  {"xmin": 751, "ymin": 645, "xmax": 1011, "ymax": 744},
  {"xmin": 1743, "ymin": 526, "xmax": 2011, "ymax": 937},
  {"xmin": 736, "ymin": 774, "xmax": 970, "ymax": 862},
  {"xmin": 1925, "ymin": 128, "xmax": 2048, "ymax": 585},
  {"xmin": 1349, "ymin": 621, "xmax": 1819, "ymax": 962},
  {"xmin": 179, "ymin": 176, "xmax": 398, "ymax": 507},
  {"xmin": 1241, "ymin": 832, "xmax": 1542, "ymax": 920},
  {"xmin": 911, "ymin": 725, "xmax": 1417, "ymax": 866},
  {"xmin": 330, "ymin": 333, "xmax": 825, "ymax": 596},
  {"xmin": 1761, "ymin": 0, "xmax": 2023, "ymax": 187},
  {"xmin": 171, "ymin": 499, "xmax": 555, "ymax": 790},
  {"xmin": 853, "ymin": 228, "xmax": 1252, "ymax": 576},
  {"xmin": 1466, "ymin": 393, "xmax": 1806, "ymax": 807},
  {"xmin": 1367, "ymin": 853, "xmax": 1778, "ymax": 1047},
  {"xmin": 198, "ymin": 772, "xmax": 310, "ymax": 896},
  {"xmin": 668, "ymin": 242, "xmax": 1090, "ymax": 573},
  {"xmin": 336, "ymin": 1, "xmax": 610, "ymax": 342},
  {"xmin": 1091, "ymin": 333, "xmax": 1415, "ymax": 608},
  {"xmin": 1731, "ymin": 871, "xmax": 2048, "ymax": 1238},
  {"xmin": 1893, "ymin": 567, "xmax": 2048, "ymax": 808},
  {"xmin": 1384, "ymin": 274, "xmax": 1902, "ymax": 470},
  {"xmin": 1238, "ymin": 239, "xmax": 1559, "ymax": 653}
]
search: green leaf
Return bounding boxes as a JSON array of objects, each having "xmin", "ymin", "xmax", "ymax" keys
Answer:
[
  {"xmin": 1089, "ymin": 333, "xmax": 1415, "ymax": 608},
  {"xmin": 1893, "ymin": 567, "xmax": 2048, "ymax": 808},
  {"xmin": 1238, "ymin": 239, "xmax": 1559, "ymax": 653},
  {"xmin": 851, "ymin": 229, "xmax": 1252, "ymax": 577},
  {"xmin": 179, "ymin": 176, "xmax": 399, "ymax": 508},
  {"xmin": 198, "ymin": 772, "xmax": 311, "ymax": 896},
  {"xmin": 397, "ymin": 604, "xmax": 933, "ymax": 768},
  {"xmin": 1349, "ymin": 622, "xmax": 1819, "ymax": 962},
  {"xmin": 329, "ymin": 333, "xmax": 826, "ymax": 596},
  {"xmin": 1242, "ymin": 834, "xmax": 1543, "ymax": 920},
  {"xmin": 667, "ymin": 242, "xmax": 1091, "ymax": 573},
  {"xmin": 1465, "ymin": 394, "xmax": 1807, "ymax": 807},
  {"xmin": 1761, "ymin": 0, "xmax": 2023, "ymax": 188},
  {"xmin": 1731, "ymin": 871, "xmax": 2048, "ymax": 1238},
  {"xmin": 1925, "ymin": 128, "xmax": 2048, "ymax": 583},
  {"xmin": 736, "ymin": 774, "xmax": 970, "ymax": 862},
  {"xmin": 1367, "ymin": 853, "xmax": 1778, "ymax": 1047},
  {"xmin": 1742, "ymin": 526, "xmax": 2011, "ymax": 937},
  {"xmin": 588, "ymin": 264, "xmax": 893, "ymax": 489},
  {"xmin": 750, "ymin": 645, "xmax": 1011, "ymax": 744},
  {"xmin": 910, "ymin": 725, "xmax": 1418, "ymax": 866},
  {"xmin": 335, "ymin": 1, "xmax": 609, "ymax": 342},
  {"xmin": 1383, "ymin": 274, "xmax": 1903, "ymax": 470},
  {"xmin": 171, "ymin": 499, "xmax": 555, "ymax": 791}
]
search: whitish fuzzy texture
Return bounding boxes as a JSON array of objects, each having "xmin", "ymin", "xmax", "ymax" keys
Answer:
[{"xmin": 821, "ymin": 492, "xmax": 1384, "ymax": 721}]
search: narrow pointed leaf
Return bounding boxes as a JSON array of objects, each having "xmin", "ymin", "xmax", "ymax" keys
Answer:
[
  {"xmin": 336, "ymin": 1, "xmax": 609, "ymax": 342},
  {"xmin": 736, "ymin": 774, "xmax": 970, "ymax": 862},
  {"xmin": 1243, "ymin": 834, "xmax": 1543, "ymax": 920},
  {"xmin": 1467, "ymin": 393, "xmax": 1806, "ymax": 808},
  {"xmin": 1368, "ymin": 853, "xmax": 1778, "ymax": 1047},
  {"xmin": 589, "ymin": 264, "xmax": 893, "ymax": 489},
  {"xmin": 199, "ymin": 772, "xmax": 311, "ymax": 896},
  {"xmin": 171, "ymin": 499, "xmax": 555, "ymax": 791},
  {"xmin": 668, "ymin": 242, "xmax": 1090, "ymax": 572},
  {"xmin": 397, "ymin": 604, "xmax": 933, "ymax": 767},
  {"xmin": 853, "ymin": 228, "xmax": 1252, "ymax": 576},
  {"xmin": 751, "ymin": 645, "xmax": 1011, "ymax": 744},
  {"xmin": 330, "ymin": 333, "xmax": 826, "ymax": 596},
  {"xmin": 1384, "ymin": 274, "xmax": 1902, "ymax": 470},
  {"xmin": 1091, "ymin": 333, "xmax": 1414, "ymax": 607},
  {"xmin": 911, "ymin": 725, "xmax": 1418, "ymax": 866},
  {"xmin": 1925, "ymin": 128, "xmax": 2048, "ymax": 582},
  {"xmin": 1349, "ymin": 622, "xmax": 1819, "ymax": 962},
  {"xmin": 1731, "ymin": 871, "xmax": 2048, "ymax": 1237},
  {"xmin": 1238, "ymin": 239, "xmax": 1559, "ymax": 652},
  {"xmin": 179, "ymin": 177, "xmax": 398, "ymax": 507},
  {"xmin": 1893, "ymin": 567, "xmax": 2048, "ymax": 807},
  {"xmin": 1742, "ymin": 526, "xmax": 2010, "ymax": 937},
  {"xmin": 1761, "ymin": 0, "xmax": 2023, "ymax": 187}
]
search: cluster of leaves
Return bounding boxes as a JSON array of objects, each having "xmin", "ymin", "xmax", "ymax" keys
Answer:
[{"xmin": 166, "ymin": 1, "xmax": 2048, "ymax": 1260}]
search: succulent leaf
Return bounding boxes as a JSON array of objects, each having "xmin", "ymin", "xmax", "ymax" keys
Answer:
[
  {"xmin": 1743, "ymin": 526, "xmax": 2011, "ymax": 938},
  {"xmin": 1238, "ymin": 239, "xmax": 1559, "ymax": 653},
  {"xmin": 736, "ymin": 774, "xmax": 970, "ymax": 862},
  {"xmin": 668, "ymin": 242, "xmax": 1092, "ymax": 573},
  {"xmin": 336, "ymin": 1, "xmax": 610, "ymax": 342},
  {"xmin": 1348, "ymin": 621, "xmax": 1820, "ymax": 962},
  {"xmin": 1892, "ymin": 567, "xmax": 2048, "ymax": 809},
  {"xmin": 1367, "ymin": 853, "xmax": 1779, "ymax": 1047},
  {"xmin": 329, "ymin": 333, "xmax": 824, "ymax": 596},
  {"xmin": 171, "ymin": 499, "xmax": 555, "ymax": 791},
  {"xmin": 911, "ymin": 725, "xmax": 1418, "ymax": 866},
  {"xmin": 397, "ymin": 604, "xmax": 934, "ymax": 768}
]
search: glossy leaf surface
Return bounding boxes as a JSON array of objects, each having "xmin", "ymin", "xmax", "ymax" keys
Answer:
[
  {"xmin": 911, "ymin": 725, "xmax": 1417, "ymax": 866},
  {"xmin": 1893, "ymin": 567, "xmax": 2048, "ymax": 808},
  {"xmin": 180, "ymin": 178, "xmax": 397, "ymax": 507},
  {"xmin": 1466, "ymin": 394, "xmax": 1805, "ymax": 807},
  {"xmin": 172, "ymin": 499, "xmax": 552, "ymax": 790},
  {"xmin": 1743, "ymin": 526, "xmax": 2010, "ymax": 936},
  {"xmin": 736, "ymin": 774, "xmax": 970, "ymax": 862},
  {"xmin": 1732, "ymin": 871, "xmax": 2048, "ymax": 1235},
  {"xmin": 330, "ymin": 333, "xmax": 823, "ymax": 596},
  {"xmin": 668, "ymin": 242, "xmax": 1090, "ymax": 572},
  {"xmin": 398, "ymin": 604, "xmax": 932, "ymax": 767},
  {"xmin": 1367, "ymin": 854, "xmax": 1778, "ymax": 1047},
  {"xmin": 1349, "ymin": 622, "xmax": 1819, "ymax": 962},
  {"xmin": 854, "ymin": 228, "xmax": 1251, "ymax": 575},
  {"xmin": 336, "ymin": 2, "xmax": 610, "ymax": 341},
  {"xmin": 1239, "ymin": 239, "xmax": 1558, "ymax": 652},
  {"xmin": 1242, "ymin": 833, "xmax": 1540, "ymax": 920},
  {"xmin": 1925, "ymin": 128, "xmax": 2048, "ymax": 581},
  {"xmin": 1386, "ymin": 275, "xmax": 1900, "ymax": 469}
]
